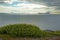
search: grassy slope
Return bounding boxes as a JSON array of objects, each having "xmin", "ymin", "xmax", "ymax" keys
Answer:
[{"xmin": 0, "ymin": 24, "xmax": 60, "ymax": 40}]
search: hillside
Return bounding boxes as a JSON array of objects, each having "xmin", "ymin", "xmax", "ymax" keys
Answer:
[{"xmin": 0, "ymin": 24, "xmax": 60, "ymax": 40}]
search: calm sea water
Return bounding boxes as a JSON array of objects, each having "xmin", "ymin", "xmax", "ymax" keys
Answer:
[{"xmin": 0, "ymin": 13, "xmax": 60, "ymax": 30}]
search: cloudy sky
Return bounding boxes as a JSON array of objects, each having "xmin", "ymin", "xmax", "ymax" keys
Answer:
[{"xmin": 0, "ymin": 0, "xmax": 60, "ymax": 14}]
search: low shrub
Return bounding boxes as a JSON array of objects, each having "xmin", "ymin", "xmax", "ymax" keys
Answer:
[{"xmin": 0, "ymin": 24, "xmax": 41, "ymax": 37}]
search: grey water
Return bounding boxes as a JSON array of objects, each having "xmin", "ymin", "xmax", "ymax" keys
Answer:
[{"xmin": 0, "ymin": 13, "xmax": 60, "ymax": 30}]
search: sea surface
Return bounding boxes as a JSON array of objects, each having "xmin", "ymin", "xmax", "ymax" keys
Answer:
[{"xmin": 0, "ymin": 13, "xmax": 60, "ymax": 30}]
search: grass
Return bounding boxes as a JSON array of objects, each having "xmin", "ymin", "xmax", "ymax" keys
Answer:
[
  {"xmin": 0, "ymin": 24, "xmax": 60, "ymax": 40},
  {"xmin": 0, "ymin": 34, "xmax": 60, "ymax": 40}
]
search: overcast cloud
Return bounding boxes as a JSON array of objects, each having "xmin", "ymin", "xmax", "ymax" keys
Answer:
[{"xmin": 0, "ymin": 0, "xmax": 60, "ymax": 14}]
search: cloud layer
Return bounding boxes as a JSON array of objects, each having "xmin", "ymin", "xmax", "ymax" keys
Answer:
[{"xmin": 0, "ymin": 0, "xmax": 60, "ymax": 14}]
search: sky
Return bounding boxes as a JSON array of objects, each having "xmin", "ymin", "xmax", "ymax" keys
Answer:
[{"xmin": 0, "ymin": 0, "xmax": 60, "ymax": 14}]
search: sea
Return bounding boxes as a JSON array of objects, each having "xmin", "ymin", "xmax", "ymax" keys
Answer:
[{"xmin": 0, "ymin": 13, "xmax": 60, "ymax": 30}]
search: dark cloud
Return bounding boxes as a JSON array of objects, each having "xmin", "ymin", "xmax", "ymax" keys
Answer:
[
  {"xmin": 0, "ymin": 0, "xmax": 60, "ymax": 7},
  {"xmin": 0, "ymin": 0, "xmax": 5, "ymax": 2},
  {"xmin": 27, "ymin": 0, "xmax": 60, "ymax": 10},
  {"xmin": 0, "ymin": 0, "xmax": 6, "ymax": 4},
  {"xmin": 0, "ymin": 1, "xmax": 4, "ymax": 3},
  {"xmin": 55, "ymin": 7, "xmax": 60, "ymax": 10},
  {"xmin": 27, "ymin": 0, "xmax": 60, "ymax": 6}
]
